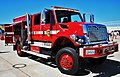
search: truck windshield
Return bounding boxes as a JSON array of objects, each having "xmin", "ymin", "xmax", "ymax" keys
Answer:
[{"xmin": 55, "ymin": 10, "xmax": 82, "ymax": 23}]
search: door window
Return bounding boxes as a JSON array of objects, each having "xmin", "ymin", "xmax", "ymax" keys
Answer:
[{"xmin": 34, "ymin": 14, "xmax": 40, "ymax": 25}]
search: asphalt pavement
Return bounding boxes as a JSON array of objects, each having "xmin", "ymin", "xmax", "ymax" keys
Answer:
[{"xmin": 0, "ymin": 37, "xmax": 120, "ymax": 77}]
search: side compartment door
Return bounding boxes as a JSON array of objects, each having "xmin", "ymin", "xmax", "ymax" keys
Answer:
[{"xmin": 5, "ymin": 25, "xmax": 14, "ymax": 45}]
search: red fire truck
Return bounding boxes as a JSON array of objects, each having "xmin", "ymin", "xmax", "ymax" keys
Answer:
[{"xmin": 5, "ymin": 6, "xmax": 118, "ymax": 74}]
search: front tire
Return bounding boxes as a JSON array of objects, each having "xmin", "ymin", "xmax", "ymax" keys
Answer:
[
  {"xmin": 88, "ymin": 56, "xmax": 107, "ymax": 65},
  {"xmin": 56, "ymin": 47, "xmax": 79, "ymax": 74}
]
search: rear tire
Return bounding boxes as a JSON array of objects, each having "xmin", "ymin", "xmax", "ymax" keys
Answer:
[
  {"xmin": 56, "ymin": 47, "xmax": 79, "ymax": 74},
  {"xmin": 88, "ymin": 56, "xmax": 107, "ymax": 65},
  {"xmin": 17, "ymin": 43, "xmax": 27, "ymax": 57}
]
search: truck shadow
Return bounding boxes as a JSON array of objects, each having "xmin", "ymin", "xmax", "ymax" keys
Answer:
[
  {"xmin": 28, "ymin": 55, "xmax": 120, "ymax": 77},
  {"xmin": 78, "ymin": 59, "xmax": 120, "ymax": 77},
  {"xmin": 28, "ymin": 55, "xmax": 57, "ymax": 68}
]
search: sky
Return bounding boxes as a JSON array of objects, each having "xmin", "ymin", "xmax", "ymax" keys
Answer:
[{"xmin": 0, "ymin": 0, "xmax": 120, "ymax": 25}]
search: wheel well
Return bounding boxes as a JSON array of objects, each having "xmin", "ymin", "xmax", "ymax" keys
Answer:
[{"xmin": 52, "ymin": 37, "xmax": 75, "ymax": 56}]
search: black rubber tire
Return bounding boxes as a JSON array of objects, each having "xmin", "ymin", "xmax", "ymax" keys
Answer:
[
  {"xmin": 56, "ymin": 47, "xmax": 79, "ymax": 75},
  {"xmin": 16, "ymin": 43, "xmax": 27, "ymax": 57},
  {"xmin": 88, "ymin": 56, "xmax": 107, "ymax": 65}
]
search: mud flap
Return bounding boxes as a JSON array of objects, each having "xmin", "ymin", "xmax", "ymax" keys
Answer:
[{"xmin": 13, "ymin": 45, "xmax": 17, "ymax": 50}]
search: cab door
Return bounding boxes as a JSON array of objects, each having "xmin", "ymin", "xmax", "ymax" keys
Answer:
[{"xmin": 40, "ymin": 9, "xmax": 56, "ymax": 42}]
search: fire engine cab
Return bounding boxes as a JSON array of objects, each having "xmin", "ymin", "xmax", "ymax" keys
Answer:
[{"xmin": 5, "ymin": 6, "xmax": 118, "ymax": 74}]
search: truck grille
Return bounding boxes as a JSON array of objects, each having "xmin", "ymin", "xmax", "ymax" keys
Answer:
[{"xmin": 88, "ymin": 25, "xmax": 108, "ymax": 42}]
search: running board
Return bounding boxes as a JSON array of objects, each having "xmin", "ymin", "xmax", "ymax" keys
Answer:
[{"xmin": 22, "ymin": 50, "xmax": 50, "ymax": 59}]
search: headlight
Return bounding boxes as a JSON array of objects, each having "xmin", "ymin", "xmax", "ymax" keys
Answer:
[
  {"xmin": 78, "ymin": 39, "xmax": 84, "ymax": 43},
  {"xmin": 70, "ymin": 34, "xmax": 77, "ymax": 41},
  {"xmin": 70, "ymin": 34, "xmax": 85, "ymax": 44}
]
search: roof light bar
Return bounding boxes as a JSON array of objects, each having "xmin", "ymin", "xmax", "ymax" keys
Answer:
[{"xmin": 51, "ymin": 6, "xmax": 79, "ymax": 12}]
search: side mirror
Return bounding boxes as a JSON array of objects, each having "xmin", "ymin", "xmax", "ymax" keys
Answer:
[
  {"xmin": 41, "ymin": 19, "xmax": 46, "ymax": 24},
  {"xmin": 83, "ymin": 13, "xmax": 86, "ymax": 22},
  {"xmin": 26, "ymin": 13, "xmax": 31, "ymax": 26},
  {"xmin": 41, "ymin": 10, "xmax": 46, "ymax": 24},
  {"xmin": 90, "ymin": 14, "xmax": 94, "ymax": 23},
  {"xmin": 83, "ymin": 13, "xmax": 94, "ymax": 23}
]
